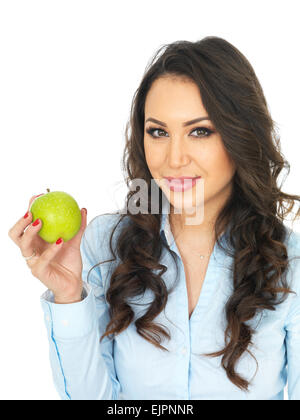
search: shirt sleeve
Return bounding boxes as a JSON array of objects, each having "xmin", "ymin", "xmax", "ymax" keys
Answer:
[
  {"xmin": 285, "ymin": 242, "xmax": 300, "ymax": 400},
  {"xmin": 40, "ymin": 216, "xmax": 121, "ymax": 400}
]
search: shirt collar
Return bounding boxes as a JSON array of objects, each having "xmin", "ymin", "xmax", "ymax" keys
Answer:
[{"xmin": 159, "ymin": 200, "xmax": 230, "ymax": 250}]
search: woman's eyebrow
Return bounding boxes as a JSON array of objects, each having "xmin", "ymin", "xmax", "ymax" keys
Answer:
[{"xmin": 145, "ymin": 116, "xmax": 211, "ymax": 127}]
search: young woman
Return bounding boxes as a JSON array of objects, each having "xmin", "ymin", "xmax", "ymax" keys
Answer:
[{"xmin": 8, "ymin": 36, "xmax": 300, "ymax": 400}]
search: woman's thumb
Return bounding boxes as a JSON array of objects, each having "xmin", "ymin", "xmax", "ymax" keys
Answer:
[
  {"xmin": 81, "ymin": 208, "xmax": 87, "ymax": 227},
  {"xmin": 76, "ymin": 208, "xmax": 88, "ymax": 236}
]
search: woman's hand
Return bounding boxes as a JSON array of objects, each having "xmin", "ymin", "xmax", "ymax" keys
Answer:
[{"xmin": 8, "ymin": 194, "xmax": 88, "ymax": 304}]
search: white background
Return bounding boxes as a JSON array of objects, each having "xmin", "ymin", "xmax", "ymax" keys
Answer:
[{"xmin": 1, "ymin": 0, "xmax": 299, "ymax": 400}]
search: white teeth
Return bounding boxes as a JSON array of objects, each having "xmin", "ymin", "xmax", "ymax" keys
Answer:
[{"xmin": 169, "ymin": 179, "xmax": 193, "ymax": 184}]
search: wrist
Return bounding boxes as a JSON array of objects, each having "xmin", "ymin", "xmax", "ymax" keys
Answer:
[{"xmin": 54, "ymin": 288, "xmax": 84, "ymax": 304}]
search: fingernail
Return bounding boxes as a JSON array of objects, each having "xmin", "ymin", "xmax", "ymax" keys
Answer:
[
  {"xmin": 24, "ymin": 212, "xmax": 29, "ymax": 219},
  {"xmin": 82, "ymin": 208, "xmax": 87, "ymax": 214},
  {"xmin": 35, "ymin": 193, "xmax": 44, "ymax": 198},
  {"xmin": 32, "ymin": 219, "xmax": 40, "ymax": 226},
  {"xmin": 56, "ymin": 237, "xmax": 63, "ymax": 245}
]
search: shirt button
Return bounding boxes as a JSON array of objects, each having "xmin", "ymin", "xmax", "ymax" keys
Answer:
[
  {"xmin": 62, "ymin": 319, "xmax": 69, "ymax": 326},
  {"xmin": 181, "ymin": 347, "xmax": 187, "ymax": 355},
  {"xmin": 46, "ymin": 315, "xmax": 50, "ymax": 322}
]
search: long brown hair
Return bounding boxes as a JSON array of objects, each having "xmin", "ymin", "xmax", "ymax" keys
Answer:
[{"xmin": 88, "ymin": 36, "xmax": 300, "ymax": 392}]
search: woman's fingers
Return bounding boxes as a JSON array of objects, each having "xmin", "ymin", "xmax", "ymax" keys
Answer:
[
  {"xmin": 8, "ymin": 193, "xmax": 45, "ymax": 250},
  {"xmin": 28, "ymin": 237, "xmax": 64, "ymax": 277},
  {"xmin": 8, "ymin": 208, "xmax": 34, "ymax": 245},
  {"xmin": 20, "ymin": 217, "xmax": 43, "ymax": 259}
]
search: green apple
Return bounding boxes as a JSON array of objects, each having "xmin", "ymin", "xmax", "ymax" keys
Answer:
[{"xmin": 29, "ymin": 191, "xmax": 82, "ymax": 243}]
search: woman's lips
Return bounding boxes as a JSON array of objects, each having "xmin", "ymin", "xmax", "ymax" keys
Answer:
[{"xmin": 163, "ymin": 176, "xmax": 202, "ymax": 192}]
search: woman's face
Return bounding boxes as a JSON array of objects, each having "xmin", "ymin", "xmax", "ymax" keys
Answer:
[{"xmin": 143, "ymin": 76, "xmax": 236, "ymax": 221}]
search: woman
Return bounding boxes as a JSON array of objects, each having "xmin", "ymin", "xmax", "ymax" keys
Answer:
[{"xmin": 8, "ymin": 36, "xmax": 300, "ymax": 400}]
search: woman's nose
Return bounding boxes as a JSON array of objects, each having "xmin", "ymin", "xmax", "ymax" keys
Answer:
[{"xmin": 167, "ymin": 136, "xmax": 190, "ymax": 168}]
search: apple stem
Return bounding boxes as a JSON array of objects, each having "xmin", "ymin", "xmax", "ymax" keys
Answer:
[{"xmin": 46, "ymin": 188, "xmax": 50, "ymax": 193}]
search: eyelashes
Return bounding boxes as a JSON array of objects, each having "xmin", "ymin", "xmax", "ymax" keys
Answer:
[{"xmin": 145, "ymin": 126, "xmax": 215, "ymax": 140}]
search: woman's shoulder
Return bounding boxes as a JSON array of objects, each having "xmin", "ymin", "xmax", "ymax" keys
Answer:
[
  {"xmin": 88, "ymin": 211, "xmax": 124, "ymax": 230},
  {"xmin": 83, "ymin": 211, "xmax": 129, "ymax": 254}
]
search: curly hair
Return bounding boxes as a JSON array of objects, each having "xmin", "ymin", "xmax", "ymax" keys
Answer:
[{"xmin": 87, "ymin": 36, "xmax": 300, "ymax": 392}]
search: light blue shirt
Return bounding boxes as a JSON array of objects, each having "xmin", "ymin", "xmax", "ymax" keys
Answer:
[{"xmin": 40, "ymin": 208, "xmax": 300, "ymax": 400}]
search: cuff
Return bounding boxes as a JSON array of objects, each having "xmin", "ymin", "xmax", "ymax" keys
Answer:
[{"xmin": 40, "ymin": 281, "xmax": 96, "ymax": 339}]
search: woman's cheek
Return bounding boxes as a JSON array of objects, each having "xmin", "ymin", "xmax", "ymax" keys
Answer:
[{"xmin": 145, "ymin": 143, "xmax": 166, "ymax": 171}]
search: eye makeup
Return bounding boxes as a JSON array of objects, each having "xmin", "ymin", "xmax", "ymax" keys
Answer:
[{"xmin": 145, "ymin": 126, "xmax": 215, "ymax": 139}]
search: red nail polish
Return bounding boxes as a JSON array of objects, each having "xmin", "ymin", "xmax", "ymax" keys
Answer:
[
  {"xmin": 32, "ymin": 219, "xmax": 40, "ymax": 226},
  {"xmin": 24, "ymin": 212, "xmax": 29, "ymax": 219},
  {"xmin": 56, "ymin": 237, "xmax": 63, "ymax": 245}
]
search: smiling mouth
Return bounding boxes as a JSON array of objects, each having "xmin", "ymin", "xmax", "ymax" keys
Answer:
[
  {"xmin": 166, "ymin": 177, "xmax": 201, "ymax": 183},
  {"xmin": 164, "ymin": 175, "xmax": 201, "ymax": 181},
  {"xmin": 163, "ymin": 176, "xmax": 202, "ymax": 192}
]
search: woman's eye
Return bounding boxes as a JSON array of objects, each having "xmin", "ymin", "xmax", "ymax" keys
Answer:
[
  {"xmin": 146, "ymin": 128, "xmax": 168, "ymax": 138},
  {"xmin": 190, "ymin": 127, "xmax": 213, "ymax": 138},
  {"xmin": 146, "ymin": 126, "xmax": 213, "ymax": 139}
]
